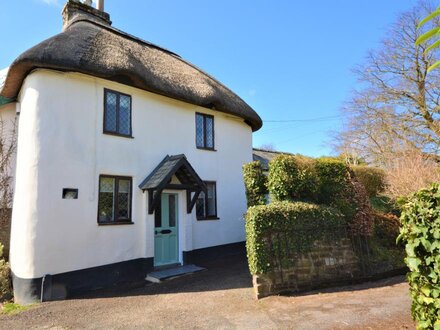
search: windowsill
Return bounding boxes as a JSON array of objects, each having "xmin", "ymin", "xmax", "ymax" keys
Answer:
[
  {"xmin": 197, "ymin": 216, "xmax": 220, "ymax": 221},
  {"xmin": 98, "ymin": 221, "xmax": 134, "ymax": 226},
  {"xmin": 103, "ymin": 131, "xmax": 134, "ymax": 139},
  {"xmin": 196, "ymin": 147, "xmax": 217, "ymax": 152}
]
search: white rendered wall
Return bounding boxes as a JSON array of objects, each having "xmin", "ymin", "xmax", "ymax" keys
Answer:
[{"xmin": 10, "ymin": 70, "xmax": 253, "ymax": 279}]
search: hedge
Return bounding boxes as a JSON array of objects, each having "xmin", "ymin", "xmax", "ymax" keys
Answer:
[
  {"xmin": 352, "ymin": 166, "xmax": 386, "ymax": 198},
  {"xmin": 267, "ymin": 155, "xmax": 301, "ymax": 202},
  {"xmin": 0, "ymin": 243, "xmax": 11, "ymax": 302},
  {"xmin": 243, "ymin": 161, "xmax": 267, "ymax": 207},
  {"xmin": 398, "ymin": 183, "xmax": 440, "ymax": 329},
  {"xmin": 245, "ymin": 201, "xmax": 345, "ymax": 275},
  {"xmin": 315, "ymin": 158, "xmax": 350, "ymax": 204},
  {"xmin": 373, "ymin": 211, "xmax": 401, "ymax": 248}
]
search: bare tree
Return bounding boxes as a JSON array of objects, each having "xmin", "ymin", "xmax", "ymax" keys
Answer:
[
  {"xmin": 335, "ymin": 1, "xmax": 440, "ymax": 166},
  {"xmin": 258, "ymin": 143, "xmax": 277, "ymax": 151},
  {"xmin": 384, "ymin": 149, "xmax": 440, "ymax": 198},
  {"xmin": 0, "ymin": 117, "xmax": 17, "ymax": 261}
]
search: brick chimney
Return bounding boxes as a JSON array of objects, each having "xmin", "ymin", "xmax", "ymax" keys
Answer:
[{"xmin": 62, "ymin": 0, "xmax": 111, "ymax": 31}]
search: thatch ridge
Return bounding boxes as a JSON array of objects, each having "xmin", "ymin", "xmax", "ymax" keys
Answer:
[{"xmin": 0, "ymin": 4, "xmax": 262, "ymax": 131}]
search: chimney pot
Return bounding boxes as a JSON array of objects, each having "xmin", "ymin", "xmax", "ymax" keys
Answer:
[{"xmin": 97, "ymin": 0, "xmax": 104, "ymax": 11}]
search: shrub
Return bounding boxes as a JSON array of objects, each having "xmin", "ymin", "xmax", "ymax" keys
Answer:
[
  {"xmin": 245, "ymin": 201, "xmax": 345, "ymax": 275},
  {"xmin": 352, "ymin": 165, "xmax": 386, "ymax": 197},
  {"xmin": 0, "ymin": 243, "xmax": 12, "ymax": 302},
  {"xmin": 294, "ymin": 156, "xmax": 319, "ymax": 202},
  {"xmin": 315, "ymin": 158, "xmax": 350, "ymax": 204},
  {"xmin": 398, "ymin": 183, "xmax": 440, "ymax": 329},
  {"xmin": 346, "ymin": 175, "xmax": 374, "ymax": 236},
  {"xmin": 267, "ymin": 155, "xmax": 300, "ymax": 202},
  {"xmin": 373, "ymin": 211, "xmax": 401, "ymax": 247},
  {"xmin": 243, "ymin": 161, "xmax": 267, "ymax": 207},
  {"xmin": 370, "ymin": 196, "xmax": 400, "ymax": 215}
]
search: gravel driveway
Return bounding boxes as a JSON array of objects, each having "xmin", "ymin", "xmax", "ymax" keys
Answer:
[{"xmin": 0, "ymin": 254, "xmax": 414, "ymax": 329}]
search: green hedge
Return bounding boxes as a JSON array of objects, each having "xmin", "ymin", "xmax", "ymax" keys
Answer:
[
  {"xmin": 267, "ymin": 155, "xmax": 300, "ymax": 202},
  {"xmin": 315, "ymin": 158, "xmax": 350, "ymax": 204},
  {"xmin": 399, "ymin": 183, "xmax": 440, "ymax": 329},
  {"xmin": 266, "ymin": 155, "xmax": 318, "ymax": 203},
  {"xmin": 352, "ymin": 166, "xmax": 386, "ymax": 198},
  {"xmin": 245, "ymin": 201, "xmax": 345, "ymax": 275},
  {"xmin": 243, "ymin": 161, "xmax": 267, "ymax": 207}
]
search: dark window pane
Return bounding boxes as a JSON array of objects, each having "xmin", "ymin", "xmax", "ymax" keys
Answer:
[
  {"xmin": 196, "ymin": 191, "xmax": 205, "ymax": 218},
  {"xmin": 98, "ymin": 177, "xmax": 115, "ymax": 222},
  {"xmin": 205, "ymin": 117, "xmax": 214, "ymax": 148},
  {"xmin": 169, "ymin": 195, "xmax": 176, "ymax": 227},
  {"xmin": 117, "ymin": 179, "xmax": 130, "ymax": 219},
  {"xmin": 155, "ymin": 205, "xmax": 162, "ymax": 228},
  {"xmin": 196, "ymin": 114, "xmax": 204, "ymax": 147},
  {"xmin": 119, "ymin": 95, "xmax": 131, "ymax": 135},
  {"xmin": 206, "ymin": 183, "xmax": 216, "ymax": 217},
  {"xmin": 105, "ymin": 92, "xmax": 117, "ymax": 132}
]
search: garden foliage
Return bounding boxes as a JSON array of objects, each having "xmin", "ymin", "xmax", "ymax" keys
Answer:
[
  {"xmin": 399, "ymin": 183, "xmax": 440, "ymax": 329},
  {"xmin": 242, "ymin": 161, "xmax": 267, "ymax": 207},
  {"xmin": 267, "ymin": 155, "xmax": 301, "ymax": 202},
  {"xmin": 245, "ymin": 201, "xmax": 345, "ymax": 275},
  {"xmin": 351, "ymin": 166, "xmax": 386, "ymax": 198},
  {"xmin": 265, "ymin": 155, "xmax": 373, "ymax": 236},
  {"xmin": 0, "ymin": 243, "xmax": 12, "ymax": 302}
]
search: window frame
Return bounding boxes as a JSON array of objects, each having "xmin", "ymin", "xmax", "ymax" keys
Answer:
[
  {"xmin": 196, "ymin": 181, "xmax": 219, "ymax": 221},
  {"xmin": 195, "ymin": 112, "xmax": 215, "ymax": 151},
  {"xmin": 97, "ymin": 175, "xmax": 133, "ymax": 225},
  {"xmin": 103, "ymin": 88, "xmax": 133, "ymax": 138}
]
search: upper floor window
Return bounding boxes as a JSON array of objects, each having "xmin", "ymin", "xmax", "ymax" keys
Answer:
[
  {"xmin": 98, "ymin": 175, "xmax": 132, "ymax": 224},
  {"xmin": 104, "ymin": 89, "xmax": 132, "ymax": 137},
  {"xmin": 196, "ymin": 113, "xmax": 214, "ymax": 150},
  {"xmin": 196, "ymin": 181, "xmax": 217, "ymax": 220}
]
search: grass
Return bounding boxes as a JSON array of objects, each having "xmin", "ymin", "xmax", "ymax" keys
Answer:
[{"xmin": 0, "ymin": 302, "xmax": 34, "ymax": 316}]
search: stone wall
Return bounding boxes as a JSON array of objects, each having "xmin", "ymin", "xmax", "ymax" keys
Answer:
[
  {"xmin": 0, "ymin": 209, "xmax": 11, "ymax": 260},
  {"xmin": 253, "ymin": 238, "xmax": 360, "ymax": 299}
]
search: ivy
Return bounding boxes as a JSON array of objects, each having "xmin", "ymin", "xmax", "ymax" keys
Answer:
[
  {"xmin": 398, "ymin": 183, "xmax": 440, "ymax": 329},
  {"xmin": 245, "ymin": 201, "xmax": 345, "ymax": 275},
  {"xmin": 242, "ymin": 161, "xmax": 267, "ymax": 207}
]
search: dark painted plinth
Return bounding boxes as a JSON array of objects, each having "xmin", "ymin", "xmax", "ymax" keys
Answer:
[
  {"xmin": 13, "ymin": 257, "xmax": 153, "ymax": 304},
  {"xmin": 183, "ymin": 241, "xmax": 245, "ymax": 266}
]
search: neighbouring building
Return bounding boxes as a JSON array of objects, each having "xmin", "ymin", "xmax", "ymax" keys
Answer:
[{"xmin": 0, "ymin": 0, "xmax": 262, "ymax": 304}]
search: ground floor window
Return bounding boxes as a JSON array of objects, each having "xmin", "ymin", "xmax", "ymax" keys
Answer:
[
  {"xmin": 98, "ymin": 175, "xmax": 132, "ymax": 224},
  {"xmin": 196, "ymin": 181, "xmax": 217, "ymax": 220}
]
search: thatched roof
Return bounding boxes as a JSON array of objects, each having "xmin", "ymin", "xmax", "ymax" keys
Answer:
[{"xmin": 0, "ymin": 1, "xmax": 262, "ymax": 131}]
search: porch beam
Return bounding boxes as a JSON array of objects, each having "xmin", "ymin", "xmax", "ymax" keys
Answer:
[{"xmin": 187, "ymin": 190, "xmax": 201, "ymax": 214}]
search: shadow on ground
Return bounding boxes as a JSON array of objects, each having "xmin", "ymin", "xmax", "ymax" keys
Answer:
[{"xmin": 70, "ymin": 252, "xmax": 407, "ymax": 301}]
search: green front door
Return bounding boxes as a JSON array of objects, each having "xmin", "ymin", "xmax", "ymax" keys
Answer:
[{"xmin": 154, "ymin": 193, "xmax": 179, "ymax": 266}]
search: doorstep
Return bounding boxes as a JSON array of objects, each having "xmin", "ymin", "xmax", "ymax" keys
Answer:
[{"xmin": 146, "ymin": 264, "xmax": 206, "ymax": 283}]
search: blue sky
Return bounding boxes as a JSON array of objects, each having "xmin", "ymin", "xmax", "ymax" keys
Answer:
[{"xmin": 0, "ymin": 0, "xmax": 416, "ymax": 156}]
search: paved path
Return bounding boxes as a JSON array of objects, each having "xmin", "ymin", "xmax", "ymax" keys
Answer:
[{"xmin": 0, "ymin": 255, "xmax": 414, "ymax": 329}]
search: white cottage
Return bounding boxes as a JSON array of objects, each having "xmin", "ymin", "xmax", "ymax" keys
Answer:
[{"xmin": 0, "ymin": 0, "xmax": 262, "ymax": 304}]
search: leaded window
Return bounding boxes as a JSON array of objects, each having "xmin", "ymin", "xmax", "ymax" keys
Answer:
[
  {"xmin": 196, "ymin": 182, "xmax": 217, "ymax": 220},
  {"xmin": 104, "ymin": 89, "xmax": 132, "ymax": 137},
  {"xmin": 98, "ymin": 175, "xmax": 132, "ymax": 224},
  {"xmin": 195, "ymin": 113, "xmax": 214, "ymax": 150}
]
